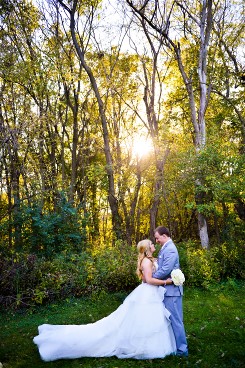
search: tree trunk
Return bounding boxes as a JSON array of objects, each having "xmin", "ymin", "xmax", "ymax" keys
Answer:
[
  {"xmin": 197, "ymin": 213, "xmax": 209, "ymax": 249},
  {"xmin": 63, "ymin": 81, "xmax": 80, "ymax": 202}
]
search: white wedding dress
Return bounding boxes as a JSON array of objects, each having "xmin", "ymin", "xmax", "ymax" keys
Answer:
[{"xmin": 33, "ymin": 283, "xmax": 176, "ymax": 361}]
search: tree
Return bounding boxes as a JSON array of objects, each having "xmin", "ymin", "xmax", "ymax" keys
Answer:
[
  {"xmin": 126, "ymin": 0, "xmax": 226, "ymax": 248},
  {"xmin": 56, "ymin": 0, "xmax": 124, "ymax": 240}
]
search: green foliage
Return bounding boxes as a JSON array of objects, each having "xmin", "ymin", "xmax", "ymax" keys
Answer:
[
  {"xmin": 31, "ymin": 252, "xmax": 93, "ymax": 304},
  {"xmin": 91, "ymin": 241, "xmax": 139, "ymax": 293},
  {"xmin": 0, "ymin": 252, "xmax": 40, "ymax": 308},
  {"xmin": 0, "ymin": 0, "xmax": 244, "ymax": 256},
  {"xmin": 1, "ymin": 238, "xmax": 244, "ymax": 309},
  {"xmin": 0, "ymin": 193, "xmax": 88, "ymax": 257},
  {"xmin": 213, "ymin": 241, "xmax": 245, "ymax": 280},
  {"xmin": 194, "ymin": 143, "xmax": 245, "ymax": 206},
  {"xmin": 177, "ymin": 240, "xmax": 245, "ymax": 288},
  {"xmin": 178, "ymin": 241, "xmax": 221, "ymax": 288},
  {"xmin": 0, "ymin": 242, "xmax": 139, "ymax": 309}
]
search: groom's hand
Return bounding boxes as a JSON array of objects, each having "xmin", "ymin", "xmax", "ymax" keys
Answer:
[{"xmin": 165, "ymin": 277, "xmax": 173, "ymax": 285}]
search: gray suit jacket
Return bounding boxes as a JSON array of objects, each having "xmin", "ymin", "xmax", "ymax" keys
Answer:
[{"xmin": 153, "ymin": 240, "xmax": 183, "ymax": 297}]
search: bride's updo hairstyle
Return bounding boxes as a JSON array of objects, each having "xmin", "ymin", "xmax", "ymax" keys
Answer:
[{"xmin": 136, "ymin": 239, "xmax": 154, "ymax": 279}]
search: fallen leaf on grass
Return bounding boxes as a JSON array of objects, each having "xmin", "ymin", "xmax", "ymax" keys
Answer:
[{"xmin": 195, "ymin": 359, "xmax": 202, "ymax": 364}]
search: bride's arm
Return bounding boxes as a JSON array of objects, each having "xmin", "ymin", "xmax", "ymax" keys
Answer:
[{"xmin": 142, "ymin": 258, "xmax": 172, "ymax": 286}]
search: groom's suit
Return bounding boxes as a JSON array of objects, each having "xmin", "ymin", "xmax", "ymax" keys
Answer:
[{"xmin": 153, "ymin": 239, "xmax": 188, "ymax": 356}]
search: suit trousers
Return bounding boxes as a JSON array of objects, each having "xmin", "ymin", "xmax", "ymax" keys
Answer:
[{"xmin": 164, "ymin": 295, "xmax": 188, "ymax": 354}]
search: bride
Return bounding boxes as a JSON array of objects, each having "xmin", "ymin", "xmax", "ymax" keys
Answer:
[{"xmin": 33, "ymin": 239, "xmax": 177, "ymax": 361}]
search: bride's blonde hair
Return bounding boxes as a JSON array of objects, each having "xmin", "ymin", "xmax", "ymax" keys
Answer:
[{"xmin": 136, "ymin": 239, "xmax": 155, "ymax": 279}]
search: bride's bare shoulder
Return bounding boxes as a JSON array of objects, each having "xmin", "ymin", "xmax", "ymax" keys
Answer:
[{"xmin": 141, "ymin": 257, "xmax": 152, "ymax": 268}]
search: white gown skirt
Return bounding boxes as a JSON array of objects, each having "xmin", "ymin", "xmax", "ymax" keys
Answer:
[{"xmin": 33, "ymin": 283, "xmax": 177, "ymax": 361}]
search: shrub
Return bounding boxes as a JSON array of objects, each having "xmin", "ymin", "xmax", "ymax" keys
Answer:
[
  {"xmin": 0, "ymin": 193, "xmax": 88, "ymax": 258},
  {"xmin": 0, "ymin": 252, "xmax": 41, "ymax": 308},
  {"xmin": 180, "ymin": 242, "xmax": 221, "ymax": 288},
  {"xmin": 212, "ymin": 241, "xmax": 245, "ymax": 280},
  {"xmin": 0, "ymin": 242, "xmax": 139, "ymax": 309},
  {"xmin": 92, "ymin": 241, "xmax": 139, "ymax": 293},
  {"xmin": 177, "ymin": 240, "xmax": 244, "ymax": 288},
  {"xmin": 0, "ymin": 251, "xmax": 93, "ymax": 308},
  {"xmin": 1, "ymin": 239, "xmax": 243, "ymax": 309}
]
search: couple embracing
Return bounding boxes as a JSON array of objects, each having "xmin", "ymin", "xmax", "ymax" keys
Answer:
[
  {"xmin": 152, "ymin": 226, "xmax": 188, "ymax": 357},
  {"xmin": 34, "ymin": 226, "xmax": 188, "ymax": 361}
]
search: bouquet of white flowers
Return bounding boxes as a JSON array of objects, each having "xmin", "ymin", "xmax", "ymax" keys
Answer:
[{"xmin": 171, "ymin": 269, "xmax": 185, "ymax": 286}]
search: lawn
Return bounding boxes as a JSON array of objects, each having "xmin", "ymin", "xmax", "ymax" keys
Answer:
[{"xmin": 0, "ymin": 281, "xmax": 244, "ymax": 368}]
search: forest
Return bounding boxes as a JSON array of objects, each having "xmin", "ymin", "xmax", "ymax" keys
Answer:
[{"xmin": 0, "ymin": 0, "xmax": 244, "ymax": 308}]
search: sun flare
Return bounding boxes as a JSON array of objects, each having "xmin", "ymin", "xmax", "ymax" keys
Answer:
[{"xmin": 131, "ymin": 135, "xmax": 153, "ymax": 159}]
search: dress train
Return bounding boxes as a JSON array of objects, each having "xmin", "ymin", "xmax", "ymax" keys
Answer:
[{"xmin": 33, "ymin": 283, "xmax": 176, "ymax": 361}]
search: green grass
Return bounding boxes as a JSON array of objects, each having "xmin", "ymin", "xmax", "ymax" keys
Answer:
[{"xmin": 0, "ymin": 281, "xmax": 244, "ymax": 368}]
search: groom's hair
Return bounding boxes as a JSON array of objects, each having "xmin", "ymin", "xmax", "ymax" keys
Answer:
[{"xmin": 154, "ymin": 226, "xmax": 170, "ymax": 237}]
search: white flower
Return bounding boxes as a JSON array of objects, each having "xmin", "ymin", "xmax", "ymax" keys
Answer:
[{"xmin": 171, "ymin": 269, "xmax": 185, "ymax": 286}]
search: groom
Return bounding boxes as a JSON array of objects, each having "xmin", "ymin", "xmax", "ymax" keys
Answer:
[{"xmin": 152, "ymin": 226, "xmax": 188, "ymax": 357}]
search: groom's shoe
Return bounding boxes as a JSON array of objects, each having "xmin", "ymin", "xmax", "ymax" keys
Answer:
[{"xmin": 176, "ymin": 350, "xmax": 188, "ymax": 357}]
